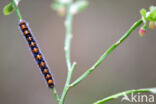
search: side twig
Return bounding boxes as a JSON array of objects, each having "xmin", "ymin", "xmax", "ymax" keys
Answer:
[
  {"xmin": 93, "ymin": 87, "xmax": 156, "ymax": 104},
  {"xmin": 69, "ymin": 19, "xmax": 143, "ymax": 88},
  {"xmin": 59, "ymin": 63, "xmax": 77, "ymax": 104},
  {"xmin": 52, "ymin": 88, "xmax": 60, "ymax": 102},
  {"xmin": 11, "ymin": 0, "xmax": 22, "ymax": 21}
]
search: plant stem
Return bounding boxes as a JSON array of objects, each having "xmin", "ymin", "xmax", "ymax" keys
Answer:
[
  {"xmin": 59, "ymin": 63, "xmax": 77, "ymax": 104},
  {"xmin": 64, "ymin": 3, "xmax": 73, "ymax": 71},
  {"xmin": 69, "ymin": 19, "xmax": 143, "ymax": 88},
  {"xmin": 59, "ymin": 1, "xmax": 76, "ymax": 103},
  {"xmin": 11, "ymin": 0, "xmax": 22, "ymax": 21},
  {"xmin": 52, "ymin": 88, "xmax": 60, "ymax": 102},
  {"xmin": 93, "ymin": 87, "xmax": 156, "ymax": 104}
]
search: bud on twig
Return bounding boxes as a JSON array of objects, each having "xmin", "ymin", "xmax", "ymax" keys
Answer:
[
  {"xmin": 149, "ymin": 21, "xmax": 156, "ymax": 29},
  {"xmin": 139, "ymin": 27, "xmax": 146, "ymax": 37}
]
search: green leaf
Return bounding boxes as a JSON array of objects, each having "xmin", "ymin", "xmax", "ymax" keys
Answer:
[
  {"xmin": 3, "ymin": 3, "xmax": 15, "ymax": 15},
  {"xmin": 70, "ymin": 1, "xmax": 89, "ymax": 14},
  {"xmin": 140, "ymin": 8, "xmax": 146, "ymax": 18},
  {"xmin": 74, "ymin": 1, "xmax": 88, "ymax": 12},
  {"xmin": 51, "ymin": 2, "xmax": 65, "ymax": 11},
  {"xmin": 51, "ymin": 3, "xmax": 59, "ymax": 10},
  {"xmin": 140, "ymin": 8, "xmax": 147, "ymax": 24},
  {"xmin": 147, "ymin": 6, "xmax": 156, "ymax": 21},
  {"xmin": 149, "ymin": 6, "xmax": 156, "ymax": 11}
]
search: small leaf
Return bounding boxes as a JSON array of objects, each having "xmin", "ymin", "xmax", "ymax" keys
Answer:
[
  {"xmin": 3, "ymin": 3, "xmax": 15, "ymax": 15},
  {"xmin": 51, "ymin": 2, "xmax": 65, "ymax": 10},
  {"xmin": 149, "ymin": 6, "xmax": 156, "ymax": 11},
  {"xmin": 140, "ymin": 8, "xmax": 147, "ymax": 24},
  {"xmin": 147, "ymin": 6, "xmax": 156, "ymax": 21},
  {"xmin": 51, "ymin": 2, "xmax": 66, "ymax": 16},
  {"xmin": 75, "ymin": 1, "xmax": 88, "ymax": 12},
  {"xmin": 140, "ymin": 8, "xmax": 146, "ymax": 18},
  {"xmin": 70, "ymin": 1, "xmax": 89, "ymax": 15},
  {"xmin": 51, "ymin": 3, "xmax": 59, "ymax": 10}
]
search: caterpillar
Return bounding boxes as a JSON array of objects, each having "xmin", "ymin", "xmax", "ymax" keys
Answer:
[{"xmin": 18, "ymin": 20, "xmax": 54, "ymax": 88}]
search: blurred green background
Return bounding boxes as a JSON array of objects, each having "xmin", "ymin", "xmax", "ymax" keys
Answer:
[{"xmin": 0, "ymin": 0, "xmax": 156, "ymax": 104}]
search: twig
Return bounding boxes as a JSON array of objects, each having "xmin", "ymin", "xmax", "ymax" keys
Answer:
[
  {"xmin": 52, "ymin": 88, "xmax": 60, "ymax": 102},
  {"xmin": 59, "ymin": 62, "xmax": 77, "ymax": 104},
  {"xmin": 11, "ymin": 0, "xmax": 22, "ymax": 21},
  {"xmin": 69, "ymin": 19, "xmax": 143, "ymax": 88},
  {"xmin": 64, "ymin": 4, "xmax": 73, "ymax": 71},
  {"xmin": 58, "ymin": 0, "xmax": 77, "ymax": 103},
  {"xmin": 93, "ymin": 87, "xmax": 156, "ymax": 104}
]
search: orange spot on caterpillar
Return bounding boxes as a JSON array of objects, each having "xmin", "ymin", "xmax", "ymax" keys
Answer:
[
  {"xmin": 42, "ymin": 68, "xmax": 48, "ymax": 74},
  {"xmin": 45, "ymin": 74, "xmax": 51, "ymax": 79},
  {"xmin": 40, "ymin": 61, "xmax": 45, "ymax": 67},
  {"xmin": 20, "ymin": 24, "xmax": 27, "ymax": 30},
  {"xmin": 32, "ymin": 47, "xmax": 39, "ymax": 53},
  {"xmin": 30, "ymin": 42, "xmax": 36, "ymax": 47},
  {"xmin": 48, "ymin": 79, "xmax": 53, "ymax": 84},
  {"xmin": 24, "ymin": 30, "xmax": 30, "ymax": 35},
  {"xmin": 36, "ymin": 54, "xmax": 42, "ymax": 60},
  {"xmin": 27, "ymin": 36, "xmax": 33, "ymax": 41}
]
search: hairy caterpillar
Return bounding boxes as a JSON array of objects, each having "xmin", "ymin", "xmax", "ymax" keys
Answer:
[{"xmin": 18, "ymin": 20, "xmax": 54, "ymax": 88}]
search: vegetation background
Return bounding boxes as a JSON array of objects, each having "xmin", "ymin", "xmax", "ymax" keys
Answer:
[{"xmin": 0, "ymin": 0, "xmax": 156, "ymax": 104}]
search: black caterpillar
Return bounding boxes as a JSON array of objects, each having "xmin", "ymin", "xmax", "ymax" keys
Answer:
[{"xmin": 18, "ymin": 20, "xmax": 54, "ymax": 88}]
